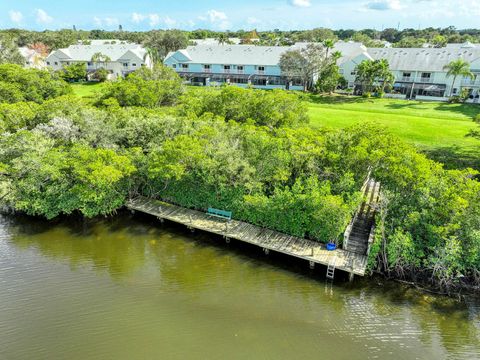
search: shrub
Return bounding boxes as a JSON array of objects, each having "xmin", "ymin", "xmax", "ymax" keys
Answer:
[{"xmin": 92, "ymin": 68, "xmax": 109, "ymax": 82}]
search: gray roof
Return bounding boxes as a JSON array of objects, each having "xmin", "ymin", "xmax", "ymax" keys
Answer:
[
  {"xmin": 47, "ymin": 41, "xmax": 147, "ymax": 62},
  {"xmin": 166, "ymin": 41, "xmax": 366, "ymax": 66},
  {"xmin": 367, "ymin": 47, "xmax": 480, "ymax": 72}
]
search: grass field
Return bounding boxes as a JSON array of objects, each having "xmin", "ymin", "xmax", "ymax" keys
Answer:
[
  {"xmin": 307, "ymin": 95, "xmax": 480, "ymax": 169},
  {"xmin": 70, "ymin": 82, "xmax": 106, "ymax": 98}
]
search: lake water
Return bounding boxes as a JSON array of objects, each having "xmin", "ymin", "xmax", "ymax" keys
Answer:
[{"xmin": 1, "ymin": 213, "xmax": 479, "ymax": 360}]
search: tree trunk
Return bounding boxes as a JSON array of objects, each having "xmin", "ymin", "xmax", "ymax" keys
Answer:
[{"xmin": 450, "ymin": 76, "xmax": 457, "ymax": 97}]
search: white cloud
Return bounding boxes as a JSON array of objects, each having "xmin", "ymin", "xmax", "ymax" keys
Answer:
[
  {"xmin": 289, "ymin": 0, "xmax": 312, "ymax": 7},
  {"xmin": 148, "ymin": 14, "xmax": 160, "ymax": 27},
  {"xmin": 36, "ymin": 9, "xmax": 53, "ymax": 24},
  {"xmin": 164, "ymin": 16, "xmax": 177, "ymax": 28},
  {"xmin": 247, "ymin": 17, "xmax": 260, "ymax": 25},
  {"xmin": 206, "ymin": 10, "xmax": 228, "ymax": 22},
  {"xmin": 9, "ymin": 10, "xmax": 23, "ymax": 23},
  {"xmin": 93, "ymin": 16, "xmax": 119, "ymax": 27},
  {"xmin": 104, "ymin": 17, "xmax": 119, "ymax": 26},
  {"xmin": 200, "ymin": 10, "xmax": 230, "ymax": 30},
  {"xmin": 365, "ymin": 0, "xmax": 403, "ymax": 10},
  {"xmin": 131, "ymin": 12, "xmax": 145, "ymax": 23},
  {"xmin": 130, "ymin": 12, "xmax": 162, "ymax": 27}
]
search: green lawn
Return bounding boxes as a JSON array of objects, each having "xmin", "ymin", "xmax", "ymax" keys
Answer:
[
  {"xmin": 70, "ymin": 82, "xmax": 106, "ymax": 98},
  {"xmin": 307, "ymin": 95, "xmax": 480, "ymax": 169}
]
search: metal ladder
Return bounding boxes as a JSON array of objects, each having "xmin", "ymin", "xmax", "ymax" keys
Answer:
[{"xmin": 326, "ymin": 256, "xmax": 337, "ymax": 280}]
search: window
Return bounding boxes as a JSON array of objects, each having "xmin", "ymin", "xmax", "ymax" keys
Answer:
[
  {"xmin": 453, "ymin": 88, "xmax": 457, "ymax": 94},
  {"xmin": 123, "ymin": 63, "xmax": 128, "ymax": 67},
  {"xmin": 181, "ymin": 64, "xmax": 189, "ymax": 69},
  {"xmin": 66, "ymin": 62, "xmax": 70, "ymax": 65},
  {"xmin": 224, "ymin": 65, "xmax": 231, "ymax": 70},
  {"xmin": 258, "ymin": 66, "xmax": 265, "ymax": 71},
  {"xmin": 54, "ymin": 62, "xmax": 58, "ymax": 65},
  {"xmin": 237, "ymin": 66, "xmax": 244, "ymax": 71},
  {"xmin": 172, "ymin": 64, "xmax": 177, "ymax": 68},
  {"xmin": 87, "ymin": 62, "xmax": 93, "ymax": 66},
  {"xmin": 402, "ymin": 72, "xmax": 411, "ymax": 78},
  {"xmin": 421, "ymin": 72, "xmax": 431, "ymax": 78},
  {"xmin": 46, "ymin": 61, "xmax": 50, "ymax": 65},
  {"xmin": 351, "ymin": 71, "xmax": 356, "ymax": 75},
  {"xmin": 132, "ymin": 63, "xmax": 137, "ymax": 67},
  {"xmin": 204, "ymin": 64, "xmax": 211, "ymax": 69}
]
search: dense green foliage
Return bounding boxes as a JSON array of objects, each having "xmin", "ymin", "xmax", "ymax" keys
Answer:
[
  {"xmin": 0, "ymin": 64, "xmax": 71, "ymax": 104},
  {"xmin": 179, "ymin": 86, "xmax": 309, "ymax": 128},
  {"xmin": 355, "ymin": 59, "xmax": 394, "ymax": 95},
  {"xmin": 59, "ymin": 62, "xmax": 87, "ymax": 82},
  {"xmin": 99, "ymin": 64, "xmax": 183, "ymax": 107},
  {"xmin": 0, "ymin": 65, "xmax": 479, "ymax": 291},
  {"xmin": 0, "ymin": 35, "xmax": 24, "ymax": 65}
]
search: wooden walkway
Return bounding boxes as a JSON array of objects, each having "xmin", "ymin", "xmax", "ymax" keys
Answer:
[{"xmin": 126, "ymin": 197, "xmax": 368, "ymax": 277}]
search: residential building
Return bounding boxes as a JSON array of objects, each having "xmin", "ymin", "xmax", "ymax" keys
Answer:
[
  {"xmin": 340, "ymin": 42, "xmax": 480, "ymax": 102},
  {"xmin": 19, "ymin": 47, "xmax": 46, "ymax": 69},
  {"xmin": 164, "ymin": 41, "xmax": 365, "ymax": 91},
  {"xmin": 46, "ymin": 40, "xmax": 152, "ymax": 79}
]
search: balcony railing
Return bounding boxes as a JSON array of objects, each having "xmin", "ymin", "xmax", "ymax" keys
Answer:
[
  {"xmin": 399, "ymin": 77, "xmax": 412, "ymax": 82},
  {"xmin": 417, "ymin": 77, "xmax": 433, "ymax": 83},
  {"xmin": 203, "ymin": 68, "xmax": 212, "ymax": 73},
  {"xmin": 224, "ymin": 69, "xmax": 231, "ymax": 74},
  {"xmin": 257, "ymin": 70, "xmax": 265, "ymax": 75},
  {"xmin": 237, "ymin": 69, "xmax": 244, "ymax": 74},
  {"xmin": 462, "ymin": 78, "xmax": 480, "ymax": 86}
]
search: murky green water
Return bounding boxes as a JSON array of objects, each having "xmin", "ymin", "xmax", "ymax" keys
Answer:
[{"xmin": 1, "ymin": 213, "xmax": 479, "ymax": 360}]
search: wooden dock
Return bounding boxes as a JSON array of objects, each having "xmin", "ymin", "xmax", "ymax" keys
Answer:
[{"xmin": 126, "ymin": 197, "xmax": 369, "ymax": 277}]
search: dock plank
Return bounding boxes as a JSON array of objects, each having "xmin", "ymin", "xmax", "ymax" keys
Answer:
[{"xmin": 126, "ymin": 196, "xmax": 368, "ymax": 276}]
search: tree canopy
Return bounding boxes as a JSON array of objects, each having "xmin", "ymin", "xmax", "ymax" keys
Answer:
[{"xmin": 0, "ymin": 64, "xmax": 479, "ymax": 292}]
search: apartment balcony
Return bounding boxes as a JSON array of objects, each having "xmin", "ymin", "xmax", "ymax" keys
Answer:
[
  {"xmin": 462, "ymin": 78, "xmax": 480, "ymax": 86},
  {"xmin": 224, "ymin": 69, "xmax": 231, "ymax": 74},
  {"xmin": 417, "ymin": 77, "xmax": 434, "ymax": 83},
  {"xmin": 203, "ymin": 68, "xmax": 212, "ymax": 73},
  {"xmin": 257, "ymin": 70, "xmax": 265, "ymax": 75},
  {"xmin": 237, "ymin": 69, "xmax": 244, "ymax": 74},
  {"xmin": 399, "ymin": 77, "xmax": 412, "ymax": 82}
]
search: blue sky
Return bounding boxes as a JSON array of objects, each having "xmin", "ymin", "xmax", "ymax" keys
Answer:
[{"xmin": 1, "ymin": 0, "xmax": 479, "ymax": 31}]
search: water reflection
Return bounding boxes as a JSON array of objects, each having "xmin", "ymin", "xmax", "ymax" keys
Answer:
[{"xmin": 1, "ymin": 213, "xmax": 479, "ymax": 360}]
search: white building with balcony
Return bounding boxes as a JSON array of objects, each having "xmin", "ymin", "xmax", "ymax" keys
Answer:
[
  {"xmin": 46, "ymin": 40, "xmax": 152, "ymax": 80},
  {"xmin": 164, "ymin": 42, "xmax": 366, "ymax": 90},
  {"xmin": 340, "ymin": 42, "xmax": 480, "ymax": 102}
]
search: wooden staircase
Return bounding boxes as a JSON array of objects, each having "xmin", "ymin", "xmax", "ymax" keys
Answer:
[{"xmin": 344, "ymin": 179, "xmax": 380, "ymax": 256}]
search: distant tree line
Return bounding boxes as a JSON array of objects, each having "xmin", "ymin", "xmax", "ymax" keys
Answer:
[{"xmin": 1, "ymin": 26, "xmax": 479, "ymax": 63}]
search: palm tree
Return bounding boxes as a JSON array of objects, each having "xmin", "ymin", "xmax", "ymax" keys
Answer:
[
  {"xmin": 323, "ymin": 39, "xmax": 335, "ymax": 60},
  {"xmin": 443, "ymin": 59, "xmax": 473, "ymax": 97},
  {"xmin": 377, "ymin": 59, "xmax": 394, "ymax": 94},
  {"xmin": 216, "ymin": 33, "xmax": 229, "ymax": 45},
  {"xmin": 91, "ymin": 52, "xmax": 111, "ymax": 70},
  {"xmin": 144, "ymin": 47, "xmax": 160, "ymax": 66}
]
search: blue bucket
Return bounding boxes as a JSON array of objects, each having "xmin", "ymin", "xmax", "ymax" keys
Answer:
[{"xmin": 326, "ymin": 243, "xmax": 337, "ymax": 251}]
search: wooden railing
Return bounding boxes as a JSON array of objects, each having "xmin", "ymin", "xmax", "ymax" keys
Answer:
[{"xmin": 343, "ymin": 170, "xmax": 372, "ymax": 250}]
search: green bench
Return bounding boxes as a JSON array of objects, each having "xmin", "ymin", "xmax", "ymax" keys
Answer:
[{"xmin": 206, "ymin": 207, "xmax": 232, "ymax": 220}]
